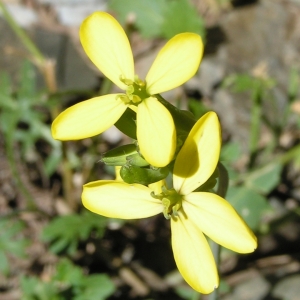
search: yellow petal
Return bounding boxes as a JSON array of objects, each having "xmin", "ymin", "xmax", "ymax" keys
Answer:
[
  {"xmin": 171, "ymin": 209, "xmax": 218, "ymax": 294},
  {"xmin": 137, "ymin": 97, "xmax": 176, "ymax": 167},
  {"xmin": 184, "ymin": 192, "xmax": 257, "ymax": 253},
  {"xmin": 80, "ymin": 12, "xmax": 134, "ymax": 90},
  {"xmin": 115, "ymin": 166, "xmax": 122, "ymax": 181},
  {"xmin": 173, "ymin": 111, "xmax": 221, "ymax": 195},
  {"xmin": 148, "ymin": 179, "xmax": 166, "ymax": 194},
  {"xmin": 52, "ymin": 94, "xmax": 126, "ymax": 140},
  {"xmin": 82, "ymin": 180, "xmax": 162, "ymax": 219},
  {"xmin": 146, "ymin": 33, "xmax": 203, "ymax": 95}
]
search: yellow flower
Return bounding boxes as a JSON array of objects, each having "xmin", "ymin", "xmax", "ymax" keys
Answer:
[
  {"xmin": 82, "ymin": 111, "xmax": 257, "ymax": 294},
  {"xmin": 51, "ymin": 12, "xmax": 203, "ymax": 167}
]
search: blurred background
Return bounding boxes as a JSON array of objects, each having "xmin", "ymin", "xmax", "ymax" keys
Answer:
[{"xmin": 1, "ymin": 0, "xmax": 300, "ymax": 299}]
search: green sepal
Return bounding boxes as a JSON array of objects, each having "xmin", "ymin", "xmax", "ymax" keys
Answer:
[
  {"xmin": 156, "ymin": 94, "xmax": 196, "ymax": 134},
  {"xmin": 120, "ymin": 165, "xmax": 169, "ymax": 185},
  {"xmin": 197, "ymin": 178, "xmax": 218, "ymax": 192},
  {"xmin": 114, "ymin": 107, "xmax": 137, "ymax": 139},
  {"xmin": 126, "ymin": 153, "xmax": 149, "ymax": 167},
  {"xmin": 101, "ymin": 144, "xmax": 137, "ymax": 166}
]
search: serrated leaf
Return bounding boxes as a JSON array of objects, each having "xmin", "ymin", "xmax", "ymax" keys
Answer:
[
  {"xmin": 41, "ymin": 210, "xmax": 107, "ymax": 255},
  {"xmin": 109, "ymin": 0, "xmax": 168, "ymax": 38},
  {"xmin": 75, "ymin": 274, "xmax": 115, "ymax": 300},
  {"xmin": 54, "ymin": 258, "xmax": 83, "ymax": 287},
  {"xmin": 0, "ymin": 73, "xmax": 16, "ymax": 110},
  {"xmin": 0, "ymin": 218, "xmax": 29, "ymax": 275},
  {"xmin": 20, "ymin": 276, "xmax": 60, "ymax": 300},
  {"xmin": 226, "ymin": 186, "xmax": 271, "ymax": 230},
  {"xmin": 161, "ymin": 0, "xmax": 205, "ymax": 39},
  {"xmin": 17, "ymin": 60, "xmax": 36, "ymax": 104},
  {"xmin": 245, "ymin": 163, "xmax": 282, "ymax": 194}
]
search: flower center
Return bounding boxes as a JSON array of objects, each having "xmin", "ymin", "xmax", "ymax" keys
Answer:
[
  {"xmin": 117, "ymin": 75, "xmax": 150, "ymax": 105},
  {"xmin": 151, "ymin": 187, "xmax": 182, "ymax": 220}
]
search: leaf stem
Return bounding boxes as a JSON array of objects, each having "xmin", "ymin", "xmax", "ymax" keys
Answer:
[
  {"xmin": 0, "ymin": 1, "xmax": 45, "ymax": 65},
  {"xmin": 249, "ymin": 81, "xmax": 262, "ymax": 166}
]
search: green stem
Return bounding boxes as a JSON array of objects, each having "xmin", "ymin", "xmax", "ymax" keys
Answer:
[
  {"xmin": 249, "ymin": 82, "xmax": 262, "ymax": 165},
  {"xmin": 231, "ymin": 142, "xmax": 300, "ymax": 186},
  {"xmin": 0, "ymin": 1, "xmax": 45, "ymax": 65},
  {"xmin": 277, "ymin": 142, "xmax": 300, "ymax": 165}
]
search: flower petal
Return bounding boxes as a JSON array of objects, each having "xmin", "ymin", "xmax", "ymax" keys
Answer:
[
  {"xmin": 184, "ymin": 192, "xmax": 257, "ymax": 253},
  {"xmin": 82, "ymin": 180, "xmax": 162, "ymax": 219},
  {"xmin": 173, "ymin": 111, "xmax": 221, "ymax": 195},
  {"xmin": 171, "ymin": 209, "xmax": 218, "ymax": 294},
  {"xmin": 137, "ymin": 97, "xmax": 176, "ymax": 167},
  {"xmin": 148, "ymin": 179, "xmax": 166, "ymax": 194},
  {"xmin": 52, "ymin": 94, "xmax": 126, "ymax": 140},
  {"xmin": 146, "ymin": 33, "xmax": 203, "ymax": 95},
  {"xmin": 80, "ymin": 12, "xmax": 134, "ymax": 90}
]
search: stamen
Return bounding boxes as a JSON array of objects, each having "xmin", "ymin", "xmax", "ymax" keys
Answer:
[
  {"xmin": 151, "ymin": 188, "xmax": 182, "ymax": 220},
  {"xmin": 162, "ymin": 198, "xmax": 171, "ymax": 219}
]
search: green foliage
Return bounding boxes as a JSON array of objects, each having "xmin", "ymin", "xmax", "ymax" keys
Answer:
[
  {"xmin": 0, "ymin": 218, "xmax": 29, "ymax": 275},
  {"xmin": 0, "ymin": 61, "xmax": 62, "ymax": 177},
  {"xmin": 74, "ymin": 274, "xmax": 115, "ymax": 300},
  {"xmin": 41, "ymin": 210, "xmax": 107, "ymax": 255},
  {"xmin": 188, "ymin": 99, "xmax": 209, "ymax": 120},
  {"xmin": 227, "ymin": 186, "xmax": 271, "ymax": 230},
  {"xmin": 223, "ymin": 73, "xmax": 276, "ymax": 94},
  {"xmin": 220, "ymin": 142, "xmax": 242, "ymax": 164},
  {"xmin": 21, "ymin": 276, "xmax": 60, "ymax": 300},
  {"xmin": 109, "ymin": 0, "xmax": 205, "ymax": 39},
  {"xmin": 226, "ymin": 162, "xmax": 281, "ymax": 230},
  {"xmin": 221, "ymin": 144, "xmax": 281, "ymax": 231},
  {"xmin": 245, "ymin": 163, "xmax": 282, "ymax": 194},
  {"xmin": 109, "ymin": 0, "xmax": 167, "ymax": 38},
  {"xmin": 21, "ymin": 258, "xmax": 115, "ymax": 300},
  {"xmin": 160, "ymin": 0, "xmax": 205, "ymax": 39}
]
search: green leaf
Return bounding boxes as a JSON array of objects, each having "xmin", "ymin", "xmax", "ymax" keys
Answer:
[
  {"xmin": 187, "ymin": 99, "xmax": 208, "ymax": 121},
  {"xmin": 221, "ymin": 142, "xmax": 241, "ymax": 163},
  {"xmin": 0, "ymin": 218, "xmax": 29, "ymax": 275},
  {"xmin": 226, "ymin": 186, "xmax": 271, "ymax": 230},
  {"xmin": 44, "ymin": 147, "xmax": 63, "ymax": 176},
  {"xmin": 245, "ymin": 163, "xmax": 282, "ymax": 194},
  {"xmin": 0, "ymin": 73, "xmax": 16, "ymax": 110},
  {"xmin": 161, "ymin": 0, "xmax": 205, "ymax": 39},
  {"xmin": 20, "ymin": 276, "xmax": 60, "ymax": 300},
  {"xmin": 17, "ymin": 60, "xmax": 36, "ymax": 105},
  {"xmin": 0, "ymin": 250, "xmax": 9, "ymax": 276},
  {"xmin": 41, "ymin": 210, "xmax": 107, "ymax": 255},
  {"xmin": 54, "ymin": 258, "xmax": 83, "ymax": 287},
  {"xmin": 75, "ymin": 274, "xmax": 115, "ymax": 300},
  {"xmin": 109, "ymin": 0, "xmax": 168, "ymax": 38}
]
